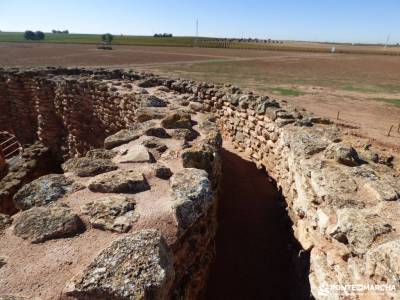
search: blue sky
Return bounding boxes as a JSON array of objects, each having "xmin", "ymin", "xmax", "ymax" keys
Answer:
[{"xmin": 0, "ymin": 0, "xmax": 399, "ymax": 43}]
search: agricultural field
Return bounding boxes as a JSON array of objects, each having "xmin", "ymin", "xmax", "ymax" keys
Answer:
[
  {"xmin": 0, "ymin": 41, "xmax": 399, "ymax": 148},
  {"xmin": 1, "ymin": 31, "xmax": 400, "ymax": 55},
  {"xmin": 0, "ymin": 32, "xmax": 199, "ymax": 47}
]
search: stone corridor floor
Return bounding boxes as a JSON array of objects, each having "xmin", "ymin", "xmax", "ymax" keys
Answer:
[{"xmin": 205, "ymin": 144, "xmax": 303, "ymax": 300}]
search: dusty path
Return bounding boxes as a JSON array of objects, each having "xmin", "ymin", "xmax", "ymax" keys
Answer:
[{"xmin": 205, "ymin": 145, "xmax": 302, "ymax": 300}]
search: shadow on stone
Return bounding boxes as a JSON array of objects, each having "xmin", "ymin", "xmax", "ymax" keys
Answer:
[{"xmin": 204, "ymin": 148, "xmax": 311, "ymax": 300}]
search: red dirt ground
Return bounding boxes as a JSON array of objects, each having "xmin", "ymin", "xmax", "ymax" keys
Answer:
[{"xmin": 0, "ymin": 42, "xmax": 399, "ymax": 151}]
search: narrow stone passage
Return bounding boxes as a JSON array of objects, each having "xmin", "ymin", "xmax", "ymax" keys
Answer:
[{"xmin": 205, "ymin": 145, "xmax": 308, "ymax": 300}]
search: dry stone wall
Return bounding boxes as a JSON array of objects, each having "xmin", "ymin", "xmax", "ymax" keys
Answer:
[
  {"xmin": 0, "ymin": 68, "xmax": 399, "ymax": 299},
  {"xmin": 0, "ymin": 69, "xmax": 222, "ymax": 299},
  {"xmin": 167, "ymin": 76, "xmax": 400, "ymax": 299}
]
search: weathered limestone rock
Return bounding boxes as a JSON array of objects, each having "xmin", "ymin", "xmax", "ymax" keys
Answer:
[
  {"xmin": 181, "ymin": 143, "xmax": 217, "ymax": 174},
  {"xmin": 137, "ymin": 78, "xmax": 159, "ymax": 88},
  {"xmin": 255, "ymin": 98, "xmax": 279, "ymax": 114},
  {"xmin": 62, "ymin": 157, "xmax": 118, "ymax": 177},
  {"xmin": 104, "ymin": 121, "xmax": 161, "ymax": 149},
  {"xmin": 65, "ymin": 230, "xmax": 174, "ymax": 300},
  {"xmin": 88, "ymin": 170, "xmax": 150, "ymax": 194},
  {"xmin": 104, "ymin": 129, "xmax": 142, "ymax": 149},
  {"xmin": 0, "ymin": 142, "xmax": 56, "ymax": 214},
  {"xmin": 13, "ymin": 174, "xmax": 83, "ymax": 211},
  {"xmin": 161, "ymin": 112, "xmax": 192, "ymax": 129},
  {"xmin": 85, "ymin": 148, "xmax": 117, "ymax": 159},
  {"xmin": 365, "ymin": 239, "xmax": 400, "ymax": 291},
  {"xmin": 170, "ymin": 129, "xmax": 199, "ymax": 142},
  {"xmin": 170, "ymin": 168, "xmax": 213, "ymax": 231},
  {"xmin": 154, "ymin": 164, "xmax": 173, "ymax": 180},
  {"xmin": 142, "ymin": 138, "xmax": 168, "ymax": 160},
  {"xmin": 328, "ymin": 208, "xmax": 392, "ymax": 254},
  {"xmin": 114, "ymin": 145, "xmax": 151, "ymax": 163},
  {"xmin": 142, "ymin": 138, "xmax": 168, "ymax": 153},
  {"xmin": 324, "ymin": 143, "xmax": 360, "ymax": 166},
  {"xmin": 13, "ymin": 205, "xmax": 83, "ymax": 243},
  {"xmin": 142, "ymin": 95, "xmax": 167, "ymax": 107},
  {"xmin": 136, "ymin": 107, "xmax": 165, "ymax": 123},
  {"xmin": 82, "ymin": 195, "xmax": 138, "ymax": 233},
  {"xmin": 0, "ymin": 296, "xmax": 29, "ymax": 300},
  {"xmin": 362, "ymin": 175, "xmax": 400, "ymax": 202},
  {"xmin": 189, "ymin": 102, "xmax": 203, "ymax": 112},
  {"xmin": 145, "ymin": 127, "xmax": 170, "ymax": 138},
  {"xmin": 288, "ymin": 130, "xmax": 329, "ymax": 156}
]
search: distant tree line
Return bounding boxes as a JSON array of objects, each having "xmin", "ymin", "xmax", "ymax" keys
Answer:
[
  {"xmin": 154, "ymin": 33, "xmax": 173, "ymax": 38},
  {"xmin": 52, "ymin": 29, "xmax": 69, "ymax": 34},
  {"xmin": 24, "ymin": 30, "xmax": 45, "ymax": 40}
]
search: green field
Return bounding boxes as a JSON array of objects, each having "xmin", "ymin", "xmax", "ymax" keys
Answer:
[
  {"xmin": 0, "ymin": 32, "xmax": 200, "ymax": 47},
  {"xmin": 1, "ymin": 32, "xmax": 400, "ymax": 56},
  {"xmin": 372, "ymin": 97, "xmax": 400, "ymax": 107},
  {"xmin": 270, "ymin": 87, "xmax": 305, "ymax": 96}
]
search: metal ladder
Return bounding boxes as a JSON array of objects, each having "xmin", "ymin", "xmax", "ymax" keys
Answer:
[{"xmin": 0, "ymin": 134, "xmax": 22, "ymax": 162}]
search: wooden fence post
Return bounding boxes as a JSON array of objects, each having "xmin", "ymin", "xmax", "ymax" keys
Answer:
[{"xmin": 387, "ymin": 125, "xmax": 394, "ymax": 137}]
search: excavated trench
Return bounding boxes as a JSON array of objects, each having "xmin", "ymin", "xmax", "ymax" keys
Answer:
[
  {"xmin": 1, "ymin": 69, "xmax": 399, "ymax": 299},
  {"xmin": 0, "ymin": 69, "xmax": 314, "ymax": 299},
  {"xmin": 205, "ymin": 146, "xmax": 311, "ymax": 300}
]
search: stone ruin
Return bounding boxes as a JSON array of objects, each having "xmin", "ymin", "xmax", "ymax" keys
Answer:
[{"xmin": 0, "ymin": 67, "xmax": 399, "ymax": 299}]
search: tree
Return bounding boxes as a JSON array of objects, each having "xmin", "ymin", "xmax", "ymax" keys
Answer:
[
  {"xmin": 24, "ymin": 30, "xmax": 35, "ymax": 40},
  {"xmin": 102, "ymin": 33, "xmax": 114, "ymax": 43},
  {"xmin": 35, "ymin": 31, "xmax": 45, "ymax": 40},
  {"xmin": 24, "ymin": 30, "xmax": 45, "ymax": 40}
]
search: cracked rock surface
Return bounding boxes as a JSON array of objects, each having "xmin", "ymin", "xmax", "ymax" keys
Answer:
[
  {"xmin": 66, "ymin": 229, "xmax": 174, "ymax": 300},
  {"xmin": 13, "ymin": 205, "xmax": 83, "ymax": 243}
]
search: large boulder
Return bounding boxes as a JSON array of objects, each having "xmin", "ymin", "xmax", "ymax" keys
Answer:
[
  {"xmin": 65, "ymin": 230, "xmax": 174, "ymax": 300},
  {"xmin": 88, "ymin": 170, "xmax": 150, "ymax": 194},
  {"xmin": 82, "ymin": 195, "xmax": 138, "ymax": 233},
  {"xmin": 62, "ymin": 158, "xmax": 117, "ymax": 177},
  {"xmin": 170, "ymin": 168, "xmax": 213, "ymax": 231},
  {"xmin": 13, "ymin": 205, "xmax": 83, "ymax": 243},
  {"xmin": 13, "ymin": 174, "xmax": 83, "ymax": 211},
  {"xmin": 161, "ymin": 112, "xmax": 192, "ymax": 129}
]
